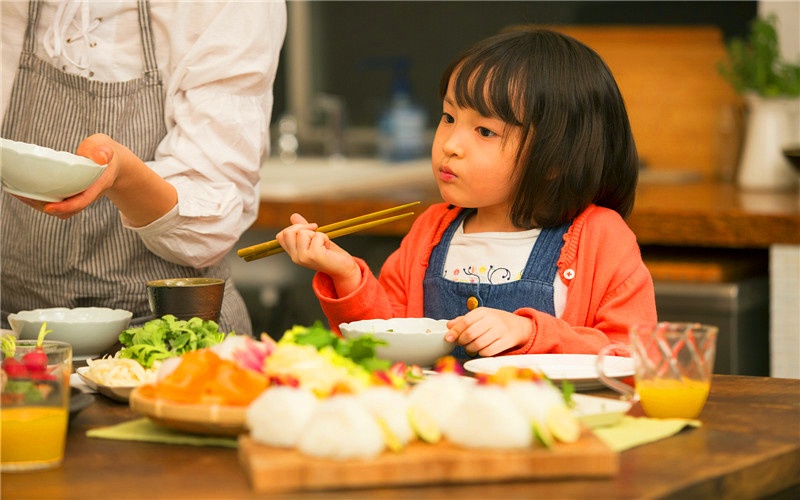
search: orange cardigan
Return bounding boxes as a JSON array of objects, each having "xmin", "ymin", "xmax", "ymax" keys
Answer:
[{"xmin": 313, "ymin": 203, "xmax": 656, "ymax": 355}]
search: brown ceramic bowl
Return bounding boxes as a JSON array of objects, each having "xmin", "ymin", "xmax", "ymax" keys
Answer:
[{"xmin": 146, "ymin": 278, "xmax": 225, "ymax": 323}]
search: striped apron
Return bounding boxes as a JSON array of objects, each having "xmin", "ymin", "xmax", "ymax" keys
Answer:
[{"xmin": 1, "ymin": 0, "xmax": 252, "ymax": 335}]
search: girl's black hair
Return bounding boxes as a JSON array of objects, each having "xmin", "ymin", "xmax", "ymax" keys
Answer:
[{"xmin": 439, "ymin": 28, "xmax": 639, "ymax": 228}]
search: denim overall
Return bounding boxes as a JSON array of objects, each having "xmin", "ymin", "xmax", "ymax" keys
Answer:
[{"xmin": 423, "ymin": 209, "xmax": 570, "ymax": 358}]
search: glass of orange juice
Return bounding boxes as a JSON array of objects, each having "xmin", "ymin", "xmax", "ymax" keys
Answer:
[
  {"xmin": 1, "ymin": 339, "xmax": 72, "ymax": 472},
  {"xmin": 596, "ymin": 323, "xmax": 717, "ymax": 419}
]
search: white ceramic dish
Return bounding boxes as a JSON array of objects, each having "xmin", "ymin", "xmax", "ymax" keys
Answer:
[
  {"xmin": 76, "ymin": 366, "xmax": 136, "ymax": 403},
  {"xmin": 8, "ymin": 307, "xmax": 132, "ymax": 359},
  {"xmin": 570, "ymin": 394, "xmax": 632, "ymax": 428},
  {"xmin": 340, "ymin": 318, "xmax": 451, "ymax": 368},
  {"xmin": 0, "ymin": 138, "xmax": 106, "ymax": 202},
  {"xmin": 463, "ymin": 354, "xmax": 634, "ymax": 391}
]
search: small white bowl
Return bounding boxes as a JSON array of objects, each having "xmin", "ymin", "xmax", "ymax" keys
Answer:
[
  {"xmin": 339, "ymin": 318, "xmax": 452, "ymax": 368},
  {"xmin": 8, "ymin": 307, "xmax": 132, "ymax": 359},
  {"xmin": 1, "ymin": 138, "xmax": 107, "ymax": 202}
]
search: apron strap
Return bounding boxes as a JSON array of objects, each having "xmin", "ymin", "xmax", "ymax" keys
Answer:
[
  {"xmin": 22, "ymin": 0, "xmax": 41, "ymax": 55},
  {"xmin": 137, "ymin": 0, "xmax": 161, "ymax": 85}
]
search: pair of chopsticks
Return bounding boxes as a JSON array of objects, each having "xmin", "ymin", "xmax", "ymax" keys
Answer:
[{"xmin": 237, "ymin": 201, "xmax": 420, "ymax": 262}]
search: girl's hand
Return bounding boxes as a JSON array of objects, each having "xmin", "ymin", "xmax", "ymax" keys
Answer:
[
  {"xmin": 276, "ymin": 213, "xmax": 361, "ymax": 296},
  {"xmin": 445, "ymin": 307, "xmax": 530, "ymax": 357}
]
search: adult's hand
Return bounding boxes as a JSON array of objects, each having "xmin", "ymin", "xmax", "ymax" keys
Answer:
[
  {"xmin": 22, "ymin": 134, "xmax": 177, "ymax": 225},
  {"xmin": 23, "ymin": 134, "xmax": 121, "ymax": 219}
]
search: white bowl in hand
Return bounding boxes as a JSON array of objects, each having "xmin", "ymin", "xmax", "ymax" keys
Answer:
[
  {"xmin": 8, "ymin": 307, "xmax": 133, "ymax": 359},
  {"xmin": 1, "ymin": 138, "xmax": 106, "ymax": 202},
  {"xmin": 339, "ymin": 317, "xmax": 452, "ymax": 368}
]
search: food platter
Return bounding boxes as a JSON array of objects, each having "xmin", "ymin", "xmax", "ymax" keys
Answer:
[
  {"xmin": 127, "ymin": 386, "xmax": 627, "ymax": 439},
  {"xmin": 463, "ymin": 354, "xmax": 634, "ymax": 391},
  {"xmin": 129, "ymin": 386, "xmax": 247, "ymax": 437},
  {"xmin": 76, "ymin": 366, "xmax": 136, "ymax": 404},
  {"xmin": 239, "ymin": 428, "xmax": 618, "ymax": 494}
]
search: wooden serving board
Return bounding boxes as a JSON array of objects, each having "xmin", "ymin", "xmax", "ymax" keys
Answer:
[{"xmin": 238, "ymin": 429, "xmax": 618, "ymax": 494}]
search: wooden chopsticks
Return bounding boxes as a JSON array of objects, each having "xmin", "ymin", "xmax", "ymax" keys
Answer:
[{"xmin": 237, "ymin": 201, "xmax": 421, "ymax": 262}]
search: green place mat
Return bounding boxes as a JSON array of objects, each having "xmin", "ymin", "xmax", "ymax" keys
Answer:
[
  {"xmin": 89, "ymin": 416, "xmax": 699, "ymax": 453},
  {"xmin": 87, "ymin": 418, "xmax": 238, "ymax": 448},
  {"xmin": 593, "ymin": 416, "xmax": 701, "ymax": 452}
]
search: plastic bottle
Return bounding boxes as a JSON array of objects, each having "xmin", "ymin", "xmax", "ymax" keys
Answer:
[{"xmin": 376, "ymin": 59, "xmax": 427, "ymax": 162}]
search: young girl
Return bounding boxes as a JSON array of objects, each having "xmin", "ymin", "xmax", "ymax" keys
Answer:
[{"xmin": 276, "ymin": 29, "xmax": 656, "ymax": 357}]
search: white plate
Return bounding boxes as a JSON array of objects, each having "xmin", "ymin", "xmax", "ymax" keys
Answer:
[
  {"xmin": 570, "ymin": 394, "xmax": 632, "ymax": 428},
  {"xmin": 75, "ymin": 366, "xmax": 137, "ymax": 403},
  {"xmin": 463, "ymin": 354, "xmax": 634, "ymax": 391}
]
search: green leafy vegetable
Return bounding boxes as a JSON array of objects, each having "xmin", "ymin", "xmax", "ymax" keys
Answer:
[
  {"xmin": 117, "ymin": 315, "xmax": 229, "ymax": 368},
  {"xmin": 561, "ymin": 379, "xmax": 576, "ymax": 408},
  {"xmin": 3, "ymin": 379, "xmax": 45, "ymax": 402},
  {"xmin": 279, "ymin": 321, "xmax": 390, "ymax": 373}
]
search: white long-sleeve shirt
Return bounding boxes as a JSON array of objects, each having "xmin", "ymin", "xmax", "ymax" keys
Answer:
[{"xmin": 1, "ymin": 0, "xmax": 287, "ymax": 268}]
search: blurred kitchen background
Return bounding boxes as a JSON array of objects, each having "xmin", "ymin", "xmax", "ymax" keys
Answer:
[{"xmin": 226, "ymin": 1, "xmax": 800, "ymax": 378}]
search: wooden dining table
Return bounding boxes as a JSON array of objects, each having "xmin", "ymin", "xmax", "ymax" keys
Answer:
[{"xmin": 2, "ymin": 373, "xmax": 798, "ymax": 499}]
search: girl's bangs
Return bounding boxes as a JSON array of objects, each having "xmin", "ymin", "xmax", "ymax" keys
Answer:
[{"xmin": 450, "ymin": 56, "xmax": 524, "ymax": 126}]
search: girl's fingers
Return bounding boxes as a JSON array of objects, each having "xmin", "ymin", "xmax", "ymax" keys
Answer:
[{"xmin": 289, "ymin": 213, "xmax": 308, "ymax": 224}]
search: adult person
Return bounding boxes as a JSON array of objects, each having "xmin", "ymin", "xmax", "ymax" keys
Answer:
[{"xmin": 1, "ymin": 0, "xmax": 287, "ymax": 335}]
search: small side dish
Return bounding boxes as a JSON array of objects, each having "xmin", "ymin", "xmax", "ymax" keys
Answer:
[{"xmin": 339, "ymin": 318, "xmax": 452, "ymax": 368}]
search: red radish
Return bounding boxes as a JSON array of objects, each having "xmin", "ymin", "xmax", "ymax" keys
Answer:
[
  {"xmin": 22, "ymin": 350, "xmax": 48, "ymax": 373},
  {"xmin": 2, "ymin": 357, "xmax": 28, "ymax": 378},
  {"xmin": 1, "ymin": 334, "xmax": 28, "ymax": 378},
  {"xmin": 388, "ymin": 361, "xmax": 407, "ymax": 378},
  {"xmin": 21, "ymin": 323, "xmax": 52, "ymax": 375}
]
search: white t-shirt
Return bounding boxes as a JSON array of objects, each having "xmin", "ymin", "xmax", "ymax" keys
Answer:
[
  {"xmin": 442, "ymin": 222, "xmax": 567, "ymax": 318},
  {"xmin": 1, "ymin": 0, "xmax": 287, "ymax": 268}
]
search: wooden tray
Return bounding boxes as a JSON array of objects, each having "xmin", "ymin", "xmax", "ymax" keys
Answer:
[
  {"xmin": 238, "ymin": 429, "xmax": 618, "ymax": 493},
  {"xmin": 129, "ymin": 386, "xmax": 247, "ymax": 437}
]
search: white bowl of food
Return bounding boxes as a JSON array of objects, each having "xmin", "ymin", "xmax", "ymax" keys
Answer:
[
  {"xmin": 0, "ymin": 138, "xmax": 107, "ymax": 202},
  {"xmin": 339, "ymin": 318, "xmax": 452, "ymax": 368},
  {"xmin": 8, "ymin": 307, "xmax": 133, "ymax": 359}
]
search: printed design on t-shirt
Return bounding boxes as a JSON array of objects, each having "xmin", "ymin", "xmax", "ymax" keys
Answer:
[{"xmin": 443, "ymin": 264, "xmax": 522, "ymax": 284}]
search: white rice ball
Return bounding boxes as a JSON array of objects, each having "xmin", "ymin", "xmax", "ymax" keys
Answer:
[
  {"xmin": 445, "ymin": 385, "xmax": 532, "ymax": 449},
  {"xmin": 358, "ymin": 387, "xmax": 414, "ymax": 445},
  {"xmin": 408, "ymin": 373, "xmax": 470, "ymax": 432},
  {"xmin": 506, "ymin": 380, "xmax": 566, "ymax": 425},
  {"xmin": 297, "ymin": 395, "xmax": 385, "ymax": 460},
  {"xmin": 246, "ymin": 386, "xmax": 318, "ymax": 448}
]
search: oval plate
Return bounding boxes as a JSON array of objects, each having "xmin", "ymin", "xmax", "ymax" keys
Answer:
[
  {"xmin": 129, "ymin": 386, "xmax": 247, "ymax": 437},
  {"xmin": 76, "ymin": 366, "xmax": 136, "ymax": 403},
  {"xmin": 463, "ymin": 354, "xmax": 634, "ymax": 391}
]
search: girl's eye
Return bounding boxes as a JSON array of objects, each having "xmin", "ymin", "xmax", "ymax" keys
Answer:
[
  {"xmin": 477, "ymin": 127, "xmax": 497, "ymax": 138},
  {"xmin": 441, "ymin": 112, "xmax": 454, "ymax": 124}
]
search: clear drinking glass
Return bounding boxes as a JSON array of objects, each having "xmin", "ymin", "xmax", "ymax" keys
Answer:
[
  {"xmin": 596, "ymin": 322, "xmax": 717, "ymax": 419},
  {"xmin": 1, "ymin": 340, "xmax": 72, "ymax": 471}
]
